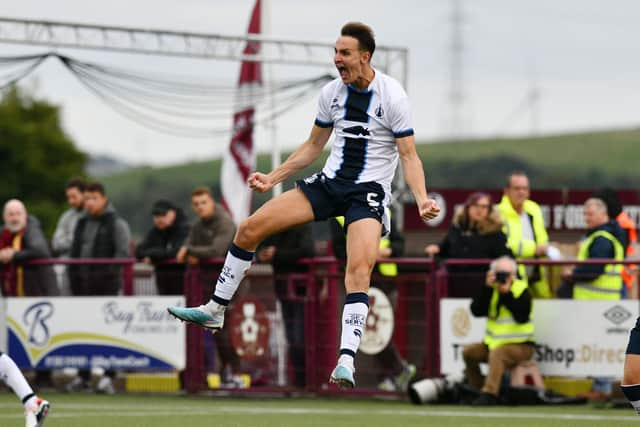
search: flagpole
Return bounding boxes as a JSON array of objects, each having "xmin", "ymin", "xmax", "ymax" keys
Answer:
[
  {"xmin": 263, "ymin": 0, "xmax": 282, "ymax": 198},
  {"xmin": 220, "ymin": 0, "xmax": 262, "ymax": 225}
]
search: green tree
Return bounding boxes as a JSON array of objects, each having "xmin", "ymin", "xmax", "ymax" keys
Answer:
[{"xmin": 0, "ymin": 85, "xmax": 86, "ymax": 236}]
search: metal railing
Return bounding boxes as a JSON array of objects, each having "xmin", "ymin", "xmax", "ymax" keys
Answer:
[{"xmin": 6, "ymin": 256, "xmax": 638, "ymax": 395}]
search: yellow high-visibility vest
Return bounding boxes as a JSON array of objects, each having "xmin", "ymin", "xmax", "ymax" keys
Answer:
[
  {"xmin": 483, "ymin": 278, "xmax": 534, "ymax": 350},
  {"xmin": 497, "ymin": 195, "xmax": 551, "ymax": 298},
  {"xmin": 573, "ymin": 230, "xmax": 624, "ymax": 300}
]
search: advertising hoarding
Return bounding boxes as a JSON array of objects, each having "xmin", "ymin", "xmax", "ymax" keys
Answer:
[
  {"xmin": 440, "ymin": 298, "xmax": 637, "ymax": 377},
  {"xmin": 6, "ymin": 296, "xmax": 185, "ymax": 370}
]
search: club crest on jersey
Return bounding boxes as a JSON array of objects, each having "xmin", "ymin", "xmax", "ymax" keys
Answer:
[{"xmin": 375, "ymin": 104, "xmax": 384, "ymax": 118}]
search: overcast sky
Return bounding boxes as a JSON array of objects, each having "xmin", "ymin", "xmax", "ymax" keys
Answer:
[{"xmin": 1, "ymin": 0, "xmax": 638, "ymax": 166}]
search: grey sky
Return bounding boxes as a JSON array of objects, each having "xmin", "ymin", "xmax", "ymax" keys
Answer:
[{"xmin": 1, "ymin": 0, "xmax": 638, "ymax": 165}]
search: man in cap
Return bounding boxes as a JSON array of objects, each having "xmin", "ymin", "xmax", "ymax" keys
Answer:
[{"xmin": 136, "ymin": 200, "xmax": 189, "ymax": 294}]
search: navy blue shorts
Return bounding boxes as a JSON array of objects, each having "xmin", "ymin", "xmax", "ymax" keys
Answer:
[
  {"xmin": 296, "ymin": 172, "xmax": 389, "ymax": 234},
  {"xmin": 627, "ymin": 317, "xmax": 640, "ymax": 355}
]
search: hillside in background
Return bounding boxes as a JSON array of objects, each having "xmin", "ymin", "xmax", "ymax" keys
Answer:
[
  {"xmin": 100, "ymin": 128, "xmax": 640, "ymax": 237},
  {"xmin": 419, "ymin": 128, "xmax": 640, "ymax": 188},
  {"xmin": 87, "ymin": 154, "xmax": 131, "ymax": 177}
]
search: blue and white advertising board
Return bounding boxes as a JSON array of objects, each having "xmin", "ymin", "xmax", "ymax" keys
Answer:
[
  {"xmin": 440, "ymin": 298, "xmax": 638, "ymax": 377},
  {"xmin": 6, "ymin": 297, "xmax": 185, "ymax": 370}
]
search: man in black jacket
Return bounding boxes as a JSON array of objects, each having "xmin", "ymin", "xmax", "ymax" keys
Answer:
[
  {"xmin": 136, "ymin": 200, "xmax": 189, "ymax": 295},
  {"xmin": 69, "ymin": 182, "xmax": 131, "ymax": 295},
  {"xmin": 67, "ymin": 182, "xmax": 130, "ymax": 393}
]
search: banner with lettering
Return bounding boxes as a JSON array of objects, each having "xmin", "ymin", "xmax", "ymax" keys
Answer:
[
  {"xmin": 440, "ymin": 298, "xmax": 637, "ymax": 377},
  {"xmin": 6, "ymin": 297, "xmax": 185, "ymax": 370},
  {"xmin": 405, "ymin": 189, "xmax": 640, "ymax": 231}
]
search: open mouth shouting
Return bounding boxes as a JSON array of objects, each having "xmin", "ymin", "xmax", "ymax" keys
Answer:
[{"xmin": 337, "ymin": 65, "xmax": 349, "ymax": 82}]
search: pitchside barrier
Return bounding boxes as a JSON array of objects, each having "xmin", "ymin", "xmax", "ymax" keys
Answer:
[{"xmin": 0, "ymin": 257, "xmax": 637, "ymax": 395}]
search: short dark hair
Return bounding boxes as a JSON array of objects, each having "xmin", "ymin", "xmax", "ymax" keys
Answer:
[
  {"xmin": 592, "ymin": 187, "xmax": 622, "ymax": 218},
  {"xmin": 191, "ymin": 186, "xmax": 213, "ymax": 198},
  {"xmin": 341, "ymin": 22, "xmax": 375, "ymax": 58},
  {"xmin": 85, "ymin": 182, "xmax": 106, "ymax": 196},
  {"xmin": 65, "ymin": 177, "xmax": 86, "ymax": 192},
  {"xmin": 506, "ymin": 171, "xmax": 528, "ymax": 188}
]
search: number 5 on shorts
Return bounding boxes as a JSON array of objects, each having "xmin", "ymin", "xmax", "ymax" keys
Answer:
[{"xmin": 367, "ymin": 193, "xmax": 380, "ymax": 207}]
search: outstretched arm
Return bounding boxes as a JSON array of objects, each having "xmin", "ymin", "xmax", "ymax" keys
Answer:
[
  {"xmin": 248, "ymin": 125, "xmax": 333, "ymax": 193},
  {"xmin": 397, "ymin": 135, "xmax": 440, "ymax": 221}
]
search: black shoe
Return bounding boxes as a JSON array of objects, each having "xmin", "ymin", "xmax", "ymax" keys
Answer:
[{"xmin": 471, "ymin": 392, "xmax": 499, "ymax": 406}]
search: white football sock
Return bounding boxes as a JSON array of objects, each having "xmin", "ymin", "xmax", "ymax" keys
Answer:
[
  {"xmin": 0, "ymin": 353, "xmax": 36, "ymax": 408},
  {"xmin": 338, "ymin": 292, "xmax": 369, "ymax": 367},
  {"xmin": 212, "ymin": 243, "xmax": 254, "ymax": 304}
]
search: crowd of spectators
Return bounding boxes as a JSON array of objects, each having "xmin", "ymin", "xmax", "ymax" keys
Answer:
[
  {"xmin": 2, "ymin": 172, "xmax": 635, "ymax": 301},
  {"xmin": 1, "ymin": 172, "xmax": 637, "ymax": 395}
]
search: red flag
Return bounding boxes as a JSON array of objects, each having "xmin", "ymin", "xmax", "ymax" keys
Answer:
[{"xmin": 221, "ymin": 0, "xmax": 261, "ymax": 224}]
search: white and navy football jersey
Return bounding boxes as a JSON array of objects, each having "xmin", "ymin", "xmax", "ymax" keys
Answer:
[{"xmin": 314, "ymin": 69, "xmax": 414, "ymax": 195}]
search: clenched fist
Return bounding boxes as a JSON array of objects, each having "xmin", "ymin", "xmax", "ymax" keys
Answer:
[
  {"xmin": 247, "ymin": 172, "xmax": 274, "ymax": 193},
  {"xmin": 419, "ymin": 199, "xmax": 441, "ymax": 223}
]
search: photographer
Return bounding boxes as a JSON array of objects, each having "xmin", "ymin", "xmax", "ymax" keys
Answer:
[{"xmin": 462, "ymin": 256, "xmax": 535, "ymax": 405}]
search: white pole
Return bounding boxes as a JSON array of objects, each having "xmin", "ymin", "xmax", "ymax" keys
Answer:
[{"xmin": 263, "ymin": 0, "xmax": 282, "ymax": 197}]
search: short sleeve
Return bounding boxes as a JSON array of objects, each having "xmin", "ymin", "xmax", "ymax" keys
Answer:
[
  {"xmin": 314, "ymin": 83, "xmax": 334, "ymax": 128},
  {"xmin": 388, "ymin": 92, "xmax": 414, "ymax": 138}
]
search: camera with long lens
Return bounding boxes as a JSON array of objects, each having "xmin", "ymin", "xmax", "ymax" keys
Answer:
[
  {"xmin": 494, "ymin": 271, "xmax": 511, "ymax": 284},
  {"xmin": 408, "ymin": 373, "xmax": 465, "ymax": 404}
]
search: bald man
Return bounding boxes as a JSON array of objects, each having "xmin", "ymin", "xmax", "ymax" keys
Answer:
[{"xmin": 0, "ymin": 199, "xmax": 58, "ymax": 296}]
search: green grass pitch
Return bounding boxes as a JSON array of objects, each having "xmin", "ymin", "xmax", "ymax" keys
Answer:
[{"xmin": 0, "ymin": 392, "xmax": 637, "ymax": 427}]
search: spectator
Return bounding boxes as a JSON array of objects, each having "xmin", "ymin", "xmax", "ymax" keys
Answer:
[
  {"xmin": 496, "ymin": 172, "xmax": 552, "ymax": 298},
  {"xmin": 176, "ymin": 187, "xmax": 235, "ymax": 264},
  {"xmin": 66, "ymin": 182, "xmax": 130, "ymax": 393},
  {"xmin": 52, "ymin": 177, "xmax": 86, "ymax": 257},
  {"xmin": 592, "ymin": 188, "xmax": 637, "ymax": 297},
  {"xmin": 463, "ymin": 256, "xmax": 535, "ymax": 406},
  {"xmin": 51, "ymin": 177, "xmax": 86, "ymax": 295},
  {"xmin": 69, "ymin": 182, "xmax": 131, "ymax": 296},
  {"xmin": 256, "ymin": 223, "xmax": 314, "ymax": 388},
  {"xmin": 560, "ymin": 197, "xmax": 626, "ymax": 399},
  {"xmin": 0, "ymin": 199, "xmax": 58, "ymax": 296},
  {"xmin": 135, "ymin": 199, "xmax": 189, "ymax": 295},
  {"xmin": 425, "ymin": 192, "xmax": 512, "ymax": 297},
  {"xmin": 558, "ymin": 197, "xmax": 625, "ymax": 300},
  {"xmin": 330, "ymin": 207, "xmax": 416, "ymax": 392},
  {"xmin": 178, "ymin": 186, "xmax": 238, "ymax": 383}
]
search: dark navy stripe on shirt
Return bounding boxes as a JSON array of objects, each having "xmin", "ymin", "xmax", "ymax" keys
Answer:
[
  {"xmin": 393, "ymin": 128, "xmax": 414, "ymax": 138},
  {"xmin": 344, "ymin": 87, "xmax": 372, "ymax": 123},
  {"xmin": 337, "ymin": 87, "xmax": 373, "ymax": 181},
  {"xmin": 336, "ymin": 137, "xmax": 368, "ymax": 181},
  {"xmin": 314, "ymin": 118, "xmax": 334, "ymax": 128}
]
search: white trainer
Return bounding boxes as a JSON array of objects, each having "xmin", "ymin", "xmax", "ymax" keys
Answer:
[
  {"xmin": 25, "ymin": 397, "xmax": 50, "ymax": 427},
  {"xmin": 167, "ymin": 300, "xmax": 226, "ymax": 331}
]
